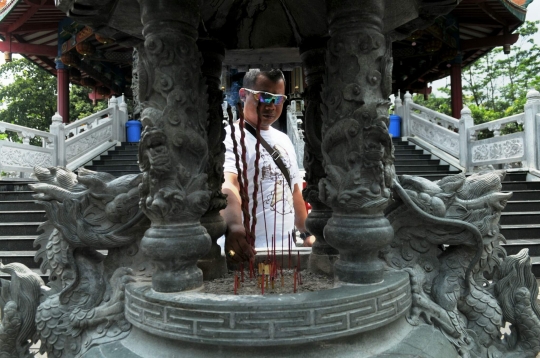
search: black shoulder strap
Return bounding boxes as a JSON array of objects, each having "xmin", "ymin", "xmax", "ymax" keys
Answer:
[{"xmin": 243, "ymin": 122, "xmax": 292, "ymax": 190}]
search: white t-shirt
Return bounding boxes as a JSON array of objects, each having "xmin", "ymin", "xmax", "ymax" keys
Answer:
[{"xmin": 222, "ymin": 122, "xmax": 302, "ymax": 248}]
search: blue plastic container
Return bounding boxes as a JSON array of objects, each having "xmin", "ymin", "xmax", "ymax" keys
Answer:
[
  {"xmin": 126, "ymin": 120, "xmax": 142, "ymax": 142},
  {"xmin": 388, "ymin": 114, "xmax": 402, "ymax": 138}
]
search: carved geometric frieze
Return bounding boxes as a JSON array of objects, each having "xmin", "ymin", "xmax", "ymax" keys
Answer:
[
  {"xmin": 410, "ymin": 117, "xmax": 459, "ymax": 157},
  {"xmin": 0, "ymin": 146, "xmax": 53, "ymax": 168},
  {"xmin": 65, "ymin": 125, "xmax": 112, "ymax": 162},
  {"xmin": 471, "ymin": 137, "xmax": 524, "ymax": 164},
  {"xmin": 125, "ymin": 272, "xmax": 411, "ymax": 345}
]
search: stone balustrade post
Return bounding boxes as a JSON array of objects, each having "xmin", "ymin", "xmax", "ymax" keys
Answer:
[
  {"xmin": 49, "ymin": 112, "xmax": 65, "ymax": 167},
  {"xmin": 300, "ymin": 38, "xmax": 339, "ymax": 276},
  {"xmin": 119, "ymin": 99, "xmax": 129, "ymax": 143},
  {"xmin": 524, "ymin": 89, "xmax": 540, "ymax": 170},
  {"xmin": 320, "ymin": 0, "xmax": 395, "ymax": 284},
  {"xmin": 21, "ymin": 131, "xmax": 34, "ymax": 146},
  {"xmin": 459, "ymin": 106, "xmax": 474, "ymax": 173},
  {"xmin": 108, "ymin": 96, "xmax": 119, "ymax": 142},
  {"xmin": 401, "ymin": 91, "xmax": 413, "ymax": 137},
  {"xmin": 137, "ymin": 0, "xmax": 211, "ymax": 292}
]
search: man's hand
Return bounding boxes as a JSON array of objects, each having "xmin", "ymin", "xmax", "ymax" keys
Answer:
[
  {"xmin": 303, "ymin": 235, "xmax": 316, "ymax": 247},
  {"xmin": 224, "ymin": 223, "xmax": 256, "ymax": 263}
]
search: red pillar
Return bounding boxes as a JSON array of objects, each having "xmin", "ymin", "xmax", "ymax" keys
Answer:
[
  {"xmin": 450, "ymin": 63, "xmax": 462, "ymax": 119},
  {"xmin": 57, "ymin": 68, "xmax": 70, "ymax": 123}
]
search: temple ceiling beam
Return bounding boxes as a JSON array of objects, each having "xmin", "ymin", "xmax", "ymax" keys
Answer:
[
  {"xmin": 461, "ymin": 33, "xmax": 519, "ymax": 51},
  {"xmin": 0, "ymin": 41, "xmax": 56, "ymax": 57}
]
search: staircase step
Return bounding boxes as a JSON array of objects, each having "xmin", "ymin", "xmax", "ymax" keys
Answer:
[
  {"xmin": 500, "ymin": 212, "xmax": 540, "ymax": 225},
  {"xmin": 84, "ymin": 165, "xmax": 140, "ymax": 171},
  {"xmin": 531, "ymin": 256, "xmax": 540, "ymax": 277},
  {"xmin": 501, "ymin": 224, "xmax": 540, "ymax": 240},
  {"xmin": 503, "ymin": 239, "xmax": 540, "ymax": 256},
  {"xmin": 0, "ymin": 222, "xmax": 42, "ymax": 236},
  {"xmin": 113, "ymin": 146, "xmax": 139, "ymax": 152},
  {"xmin": 393, "ymin": 144, "xmax": 418, "ymax": 150},
  {"xmin": 504, "ymin": 201, "xmax": 540, "ymax": 212},
  {"xmin": 0, "ymin": 268, "xmax": 48, "ymax": 282},
  {"xmin": 0, "ymin": 251, "xmax": 40, "ymax": 267},
  {"xmin": 394, "ymin": 154, "xmax": 433, "ymax": 160},
  {"xmin": 0, "ymin": 236, "xmax": 37, "ymax": 251},
  {"xmin": 0, "ymin": 183, "xmax": 32, "ymax": 192},
  {"xmin": 395, "ymin": 165, "xmax": 450, "ymax": 172},
  {"xmin": 504, "ymin": 172, "xmax": 528, "ymax": 182},
  {"xmin": 502, "ymin": 181, "xmax": 540, "ymax": 191},
  {"xmin": 392, "ymin": 159, "xmax": 442, "ymax": 166},
  {"xmin": 100, "ymin": 152, "xmax": 138, "ymax": 158},
  {"xmin": 0, "ymin": 211, "xmax": 46, "ymax": 222},
  {"xmin": 0, "ymin": 200, "xmax": 41, "ymax": 211},
  {"xmin": 506, "ymin": 191, "xmax": 540, "ymax": 201},
  {"xmin": 91, "ymin": 159, "xmax": 139, "ymax": 166},
  {"xmin": 0, "ymin": 191, "xmax": 34, "ymax": 201},
  {"xmin": 392, "ymin": 149, "xmax": 426, "ymax": 155}
]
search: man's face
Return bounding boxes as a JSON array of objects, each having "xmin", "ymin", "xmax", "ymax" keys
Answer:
[{"xmin": 242, "ymin": 75, "xmax": 286, "ymax": 130}]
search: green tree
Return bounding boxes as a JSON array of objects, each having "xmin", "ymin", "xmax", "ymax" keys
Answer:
[
  {"xmin": 0, "ymin": 59, "xmax": 57, "ymax": 137},
  {"xmin": 70, "ymin": 84, "xmax": 108, "ymax": 120},
  {"xmin": 0, "ymin": 58, "xmax": 111, "ymax": 143},
  {"xmin": 415, "ymin": 20, "xmax": 540, "ymax": 138}
]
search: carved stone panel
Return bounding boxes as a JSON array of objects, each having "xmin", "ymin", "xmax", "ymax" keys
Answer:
[
  {"xmin": 410, "ymin": 117, "xmax": 459, "ymax": 157},
  {"xmin": 471, "ymin": 137, "xmax": 524, "ymax": 164},
  {"xmin": 0, "ymin": 146, "xmax": 53, "ymax": 169}
]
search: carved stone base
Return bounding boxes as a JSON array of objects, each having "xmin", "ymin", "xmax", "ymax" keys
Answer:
[
  {"xmin": 306, "ymin": 208, "xmax": 338, "ymax": 276},
  {"xmin": 308, "ymin": 252, "xmax": 339, "ymax": 276},
  {"xmin": 197, "ymin": 242, "xmax": 227, "ymax": 281},
  {"xmin": 82, "ymin": 318, "xmax": 459, "ymax": 358},
  {"xmin": 124, "ymin": 271, "xmax": 410, "ymax": 346},
  {"xmin": 324, "ymin": 215, "xmax": 393, "ymax": 284},
  {"xmin": 199, "ymin": 212, "xmax": 227, "ymax": 280},
  {"xmin": 82, "ymin": 271, "xmax": 458, "ymax": 357},
  {"xmin": 141, "ymin": 223, "xmax": 211, "ymax": 292}
]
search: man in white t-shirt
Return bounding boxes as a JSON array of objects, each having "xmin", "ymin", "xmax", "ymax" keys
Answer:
[{"xmin": 220, "ymin": 69, "xmax": 313, "ymax": 263}]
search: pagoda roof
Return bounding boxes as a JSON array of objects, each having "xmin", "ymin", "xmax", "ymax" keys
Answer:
[{"xmin": 0, "ymin": 0, "xmax": 534, "ymax": 96}]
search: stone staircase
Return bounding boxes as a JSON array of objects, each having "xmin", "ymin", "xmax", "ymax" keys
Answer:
[
  {"xmin": 1, "ymin": 139, "xmax": 540, "ymax": 280},
  {"xmin": 0, "ymin": 143, "xmax": 140, "ymax": 281},
  {"xmin": 392, "ymin": 138, "xmax": 540, "ymax": 276},
  {"xmin": 84, "ymin": 142, "xmax": 140, "ymax": 177}
]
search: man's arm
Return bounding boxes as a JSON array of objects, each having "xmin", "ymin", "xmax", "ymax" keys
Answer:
[
  {"xmin": 220, "ymin": 172, "xmax": 256, "ymax": 262},
  {"xmin": 292, "ymin": 183, "xmax": 315, "ymax": 247}
]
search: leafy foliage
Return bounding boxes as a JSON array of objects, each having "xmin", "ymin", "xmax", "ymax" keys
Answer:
[
  {"xmin": 0, "ymin": 59, "xmax": 108, "ymax": 144},
  {"xmin": 413, "ymin": 21, "xmax": 540, "ymax": 138}
]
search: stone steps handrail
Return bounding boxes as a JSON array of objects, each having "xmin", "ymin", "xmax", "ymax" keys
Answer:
[
  {"xmin": 409, "ymin": 102, "xmax": 460, "ymax": 130},
  {"xmin": 0, "ymin": 95, "xmax": 129, "ymax": 179},
  {"xmin": 395, "ymin": 89, "xmax": 540, "ymax": 174},
  {"xmin": 469, "ymin": 113, "xmax": 524, "ymax": 134},
  {"xmin": 0, "ymin": 122, "xmax": 56, "ymax": 177}
]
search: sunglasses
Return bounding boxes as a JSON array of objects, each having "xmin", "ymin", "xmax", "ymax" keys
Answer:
[{"xmin": 243, "ymin": 88, "xmax": 287, "ymax": 105}]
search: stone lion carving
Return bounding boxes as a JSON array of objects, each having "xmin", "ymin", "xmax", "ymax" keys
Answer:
[
  {"xmin": 0, "ymin": 167, "xmax": 151, "ymax": 358},
  {"xmin": 384, "ymin": 171, "xmax": 540, "ymax": 358}
]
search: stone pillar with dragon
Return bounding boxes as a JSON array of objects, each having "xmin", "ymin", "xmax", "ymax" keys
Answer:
[
  {"xmin": 136, "ymin": 0, "xmax": 212, "ymax": 292},
  {"xmin": 319, "ymin": 0, "xmax": 395, "ymax": 284},
  {"xmin": 300, "ymin": 38, "xmax": 339, "ymax": 276}
]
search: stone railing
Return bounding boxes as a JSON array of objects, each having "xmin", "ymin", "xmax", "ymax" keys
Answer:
[
  {"xmin": 395, "ymin": 89, "xmax": 540, "ymax": 174},
  {"xmin": 287, "ymin": 103, "xmax": 304, "ymax": 170},
  {"xmin": 0, "ymin": 95, "xmax": 129, "ymax": 179}
]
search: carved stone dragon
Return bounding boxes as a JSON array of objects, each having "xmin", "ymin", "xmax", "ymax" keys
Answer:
[
  {"xmin": 0, "ymin": 167, "xmax": 151, "ymax": 357},
  {"xmin": 384, "ymin": 171, "xmax": 540, "ymax": 358}
]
